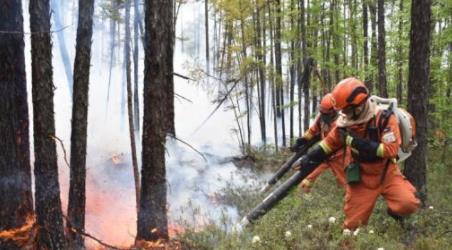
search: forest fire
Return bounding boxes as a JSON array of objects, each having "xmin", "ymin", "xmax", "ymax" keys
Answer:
[
  {"xmin": 0, "ymin": 214, "xmax": 36, "ymax": 248},
  {"xmin": 111, "ymin": 153, "xmax": 124, "ymax": 165}
]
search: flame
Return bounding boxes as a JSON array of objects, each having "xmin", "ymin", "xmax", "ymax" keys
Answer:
[
  {"xmin": 135, "ymin": 239, "xmax": 182, "ymax": 250},
  {"xmin": 111, "ymin": 153, "xmax": 123, "ymax": 165},
  {"xmin": 168, "ymin": 224, "xmax": 185, "ymax": 237},
  {"xmin": 0, "ymin": 214, "xmax": 36, "ymax": 247}
]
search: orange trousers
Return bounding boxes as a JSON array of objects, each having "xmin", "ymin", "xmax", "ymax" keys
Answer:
[{"xmin": 343, "ymin": 165, "xmax": 420, "ymax": 229}]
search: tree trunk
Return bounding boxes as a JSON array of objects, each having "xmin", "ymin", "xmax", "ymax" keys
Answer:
[
  {"xmin": 267, "ymin": 0, "xmax": 278, "ymax": 151},
  {"xmin": 137, "ymin": 0, "xmax": 173, "ymax": 241},
  {"xmin": 289, "ymin": 0, "xmax": 296, "ymax": 142},
  {"xmin": 29, "ymin": 0, "xmax": 66, "ymax": 248},
  {"xmin": 302, "ymin": 58, "xmax": 313, "ymax": 130},
  {"xmin": 363, "ymin": 0, "xmax": 370, "ymax": 86},
  {"xmin": 275, "ymin": 0, "xmax": 286, "ymax": 146},
  {"xmin": 124, "ymin": 0, "xmax": 140, "ymax": 217},
  {"xmin": 369, "ymin": 1, "xmax": 377, "ymax": 93},
  {"xmin": 106, "ymin": 0, "xmax": 118, "ymax": 105},
  {"xmin": 205, "ymin": 0, "xmax": 210, "ymax": 74},
  {"xmin": 396, "ymin": 0, "xmax": 404, "ymax": 104},
  {"xmin": 255, "ymin": 4, "xmax": 266, "ymax": 145},
  {"xmin": 133, "ymin": 0, "xmax": 141, "ymax": 131},
  {"xmin": 0, "ymin": 1, "xmax": 34, "ymax": 248},
  {"xmin": 67, "ymin": 0, "xmax": 95, "ymax": 248},
  {"xmin": 50, "ymin": 0, "xmax": 73, "ymax": 95},
  {"xmin": 299, "ymin": 0, "xmax": 307, "ymax": 133},
  {"xmin": 404, "ymin": 0, "xmax": 432, "ymax": 207},
  {"xmin": 377, "ymin": 0, "xmax": 388, "ymax": 97}
]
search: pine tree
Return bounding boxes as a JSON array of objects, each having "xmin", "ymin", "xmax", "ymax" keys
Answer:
[
  {"xmin": 67, "ymin": 0, "xmax": 95, "ymax": 248},
  {"xmin": 29, "ymin": 0, "xmax": 66, "ymax": 248},
  {"xmin": 0, "ymin": 1, "xmax": 33, "ymax": 248}
]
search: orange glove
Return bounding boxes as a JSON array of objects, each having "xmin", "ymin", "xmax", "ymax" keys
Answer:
[{"xmin": 300, "ymin": 179, "xmax": 313, "ymax": 193}]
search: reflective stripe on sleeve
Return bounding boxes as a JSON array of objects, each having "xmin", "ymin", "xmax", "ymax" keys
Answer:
[
  {"xmin": 319, "ymin": 141, "xmax": 333, "ymax": 154},
  {"xmin": 376, "ymin": 144, "xmax": 384, "ymax": 157},
  {"xmin": 304, "ymin": 131, "xmax": 314, "ymax": 140}
]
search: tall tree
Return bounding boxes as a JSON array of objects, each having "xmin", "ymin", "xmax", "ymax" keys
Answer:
[
  {"xmin": 137, "ymin": 0, "xmax": 173, "ymax": 241},
  {"xmin": 275, "ymin": 0, "xmax": 286, "ymax": 146},
  {"xmin": 369, "ymin": 0, "xmax": 377, "ymax": 93},
  {"xmin": 133, "ymin": 0, "xmax": 141, "ymax": 131},
  {"xmin": 0, "ymin": 1, "xmax": 34, "ymax": 248},
  {"xmin": 289, "ymin": 0, "xmax": 296, "ymax": 141},
  {"xmin": 404, "ymin": 0, "xmax": 432, "ymax": 206},
  {"xmin": 29, "ymin": 0, "xmax": 66, "ymax": 248},
  {"xmin": 377, "ymin": 0, "xmax": 388, "ymax": 97},
  {"xmin": 362, "ymin": 0, "xmax": 370, "ymax": 86},
  {"xmin": 124, "ymin": 0, "xmax": 140, "ymax": 214},
  {"xmin": 254, "ymin": 2, "xmax": 266, "ymax": 145},
  {"xmin": 205, "ymin": 0, "xmax": 210, "ymax": 74},
  {"xmin": 396, "ymin": 0, "xmax": 404, "ymax": 104},
  {"xmin": 67, "ymin": 0, "xmax": 95, "ymax": 248}
]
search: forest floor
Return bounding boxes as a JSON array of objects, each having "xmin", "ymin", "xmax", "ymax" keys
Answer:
[{"xmin": 177, "ymin": 143, "xmax": 452, "ymax": 250}]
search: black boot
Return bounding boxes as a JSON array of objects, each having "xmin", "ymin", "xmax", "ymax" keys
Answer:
[{"xmin": 387, "ymin": 209, "xmax": 405, "ymax": 228}]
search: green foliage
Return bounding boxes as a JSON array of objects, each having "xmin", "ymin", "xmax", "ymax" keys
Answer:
[{"xmin": 178, "ymin": 149, "xmax": 452, "ymax": 249}]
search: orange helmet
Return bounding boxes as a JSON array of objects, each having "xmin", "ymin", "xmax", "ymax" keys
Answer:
[
  {"xmin": 319, "ymin": 94, "xmax": 335, "ymax": 114},
  {"xmin": 331, "ymin": 77, "xmax": 369, "ymax": 110}
]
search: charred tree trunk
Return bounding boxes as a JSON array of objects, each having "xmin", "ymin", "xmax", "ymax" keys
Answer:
[
  {"xmin": 0, "ymin": 1, "xmax": 34, "ymax": 248},
  {"xmin": 377, "ymin": 0, "xmax": 388, "ymax": 97},
  {"xmin": 404, "ymin": 0, "xmax": 432, "ymax": 207},
  {"xmin": 67, "ymin": 0, "xmax": 95, "ymax": 248},
  {"xmin": 137, "ymin": 0, "xmax": 173, "ymax": 241},
  {"xmin": 29, "ymin": 0, "xmax": 66, "ymax": 248}
]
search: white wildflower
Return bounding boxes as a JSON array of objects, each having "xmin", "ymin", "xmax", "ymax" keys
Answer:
[
  {"xmin": 429, "ymin": 206, "xmax": 434, "ymax": 210},
  {"xmin": 343, "ymin": 229, "xmax": 351, "ymax": 236},
  {"xmin": 251, "ymin": 235, "xmax": 261, "ymax": 244},
  {"xmin": 377, "ymin": 248, "xmax": 385, "ymax": 250},
  {"xmin": 353, "ymin": 228, "xmax": 360, "ymax": 236},
  {"xmin": 285, "ymin": 231, "xmax": 292, "ymax": 239},
  {"xmin": 307, "ymin": 224, "xmax": 313, "ymax": 230},
  {"xmin": 369, "ymin": 229, "xmax": 375, "ymax": 234},
  {"xmin": 328, "ymin": 216, "xmax": 336, "ymax": 224}
]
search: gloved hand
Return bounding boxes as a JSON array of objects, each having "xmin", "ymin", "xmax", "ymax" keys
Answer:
[
  {"xmin": 345, "ymin": 134, "xmax": 381, "ymax": 158},
  {"xmin": 290, "ymin": 137, "xmax": 308, "ymax": 152},
  {"xmin": 299, "ymin": 179, "xmax": 313, "ymax": 193},
  {"xmin": 292, "ymin": 155, "xmax": 310, "ymax": 171}
]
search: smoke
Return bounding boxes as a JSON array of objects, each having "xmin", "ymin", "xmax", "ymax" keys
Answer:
[{"xmin": 20, "ymin": 0, "xmax": 265, "ymax": 247}]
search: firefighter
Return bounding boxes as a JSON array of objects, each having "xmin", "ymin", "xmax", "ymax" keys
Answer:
[
  {"xmin": 294, "ymin": 77, "xmax": 420, "ymax": 229},
  {"xmin": 290, "ymin": 94, "xmax": 349, "ymax": 192}
]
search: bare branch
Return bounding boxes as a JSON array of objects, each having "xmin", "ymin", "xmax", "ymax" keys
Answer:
[
  {"xmin": 173, "ymin": 72, "xmax": 194, "ymax": 81},
  {"xmin": 49, "ymin": 134, "xmax": 70, "ymax": 168},
  {"xmin": 169, "ymin": 135, "xmax": 207, "ymax": 162}
]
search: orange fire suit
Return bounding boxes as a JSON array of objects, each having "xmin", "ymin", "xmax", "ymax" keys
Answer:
[
  {"xmin": 300, "ymin": 115, "xmax": 349, "ymax": 189},
  {"xmin": 319, "ymin": 110, "xmax": 420, "ymax": 229}
]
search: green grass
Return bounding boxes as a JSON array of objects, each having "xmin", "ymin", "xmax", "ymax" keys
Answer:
[{"xmin": 178, "ymin": 146, "xmax": 452, "ymax": 250}]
